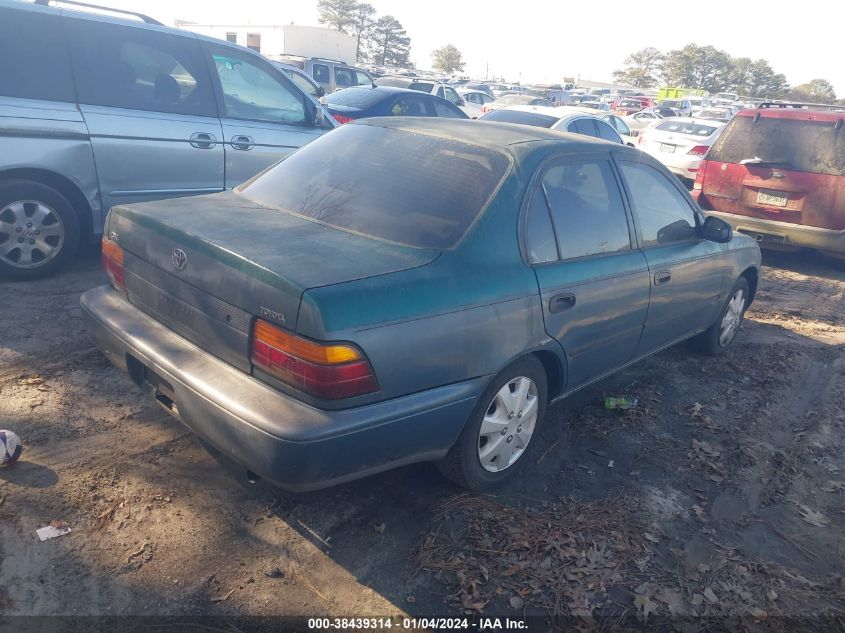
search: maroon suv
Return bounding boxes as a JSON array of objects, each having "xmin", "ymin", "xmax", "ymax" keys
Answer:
[{"xmin": 693, "ymin": 104, "xmax": 845, "ymax": 259}]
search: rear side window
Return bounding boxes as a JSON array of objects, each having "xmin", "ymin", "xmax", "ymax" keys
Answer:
[
  {"xmin": 541, "ymin": 160, "xmax": 631, "ymax": 259},
  {"xmin": 708, "ymin": 115, "xmax": 845, "ymax": 176},
  {"xmin": 432, "ymin": 100, "xmax": 465, "ymax": 118},
  {"xmin": 67, "ymin": 19, "xmax": 216, "ymax": 117},
  {"xmin": 312, "ymin": 64, "xmax": 329, "ymax": 84},
  {"xmin": 569, "ymin": 118, "xmax": 599, "ymax": 137},
  {"xmin": 391, "ymin": 95, "xmax": 431, "ymax": 116},
  {"xmin": 619, "ymin": 161, "xmax": 698, "ymax": 246},
  {"xmin": 0, "ymin": 8, "xmax": 75, "ymax": 102},
  {"xmin": 239, "ymin": 124, "xmax": 511, "ymax": 249},
  {"xmin": 595, "ymin": 120, "xmax": 622, "ymax": 143},
  {"xmin": 525, "ymin": 188, "xmax": 557, "ymax": 264}
]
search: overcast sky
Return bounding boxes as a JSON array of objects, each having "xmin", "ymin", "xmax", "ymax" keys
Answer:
[{"xmin": 70, "ymin": 0, "xmax": 843, "ymax": 96}]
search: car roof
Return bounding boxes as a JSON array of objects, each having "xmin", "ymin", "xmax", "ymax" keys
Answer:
[{"xmin": 735, "ymin": 108, "xmax": 845, "ymax": 121}]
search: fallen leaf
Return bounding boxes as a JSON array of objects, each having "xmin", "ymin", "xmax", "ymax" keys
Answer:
[
  {"xmin": 509, "ymin": 596, "xmax": 524, "ymax": 609},
  {"xmin": 644, "ymin": 532, "xmax": 659, "ymax": 543},
  {"xmin": 655, "ymin": 588, "xmax": 685, "ymax": 615},
  {"xmin": 703, "ymin": 587, "xmax": 719, "ymax": 603},
  {"xmin": 821, "ymin": 481, "xmax": 845, "ymax": 493},
  {"xmin": 691, "ymin": 593, "xmax": 705, "ymax": 606},
  {"xmin": 798, "ymin": 505, "xmax": 829, "ymax": 527},
  {"xmin": 373, "ymin": 522, "xmax": 386, "ymax": 534},
  {"xmin": 767, "ymin": 590, "xmax": 778, "ymax": 601},
  {"xmin": 634, "ymin": 594, "xmax": 659, "ymax": 618}
]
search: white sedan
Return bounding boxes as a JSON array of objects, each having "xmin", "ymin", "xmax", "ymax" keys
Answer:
[
  {"xmin": 623, "ymin": 109, "xmax": 664, "ymax": 131},
  {"xmin": 457, "ymin": 89, "xmax": 496, "ymax": 118},
  {"xmin": 638, "ymin": 118, "xmax": 726, "ymax": 181}
]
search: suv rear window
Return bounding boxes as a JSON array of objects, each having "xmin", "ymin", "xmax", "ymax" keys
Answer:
[
  {"xmin": 239, "ymin": 124, "xmax": 511, "ymax": 249},
  {"xmin": 656, "ymin": 120, "xmax": 718, "ymax": 137},
  {"xmin": 708, "ymin": 115, "xmax": 845, "ymax": 177}
]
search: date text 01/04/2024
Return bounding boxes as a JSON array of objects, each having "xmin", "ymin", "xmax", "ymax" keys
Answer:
[{"xmin": 307, "ymin": 618, "xmax": 529, "ymax": 630}]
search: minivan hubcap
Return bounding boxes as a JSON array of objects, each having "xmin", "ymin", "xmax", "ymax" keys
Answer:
[
  {"xmin": 0, "ymin": 200, "xmax": 65, "ymax": 268},
  {"xmin": 719, "ymin": 289, "xmax": 746, "ymax": 347},
  {"xmin": 478, "ymin": 376, "xmax": 538, "ymax": 473}
]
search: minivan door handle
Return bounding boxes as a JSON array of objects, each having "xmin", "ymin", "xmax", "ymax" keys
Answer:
[
  {"xmin": 189, "ymin": 132, "xmax": 217, "ymax": 149},
  {"xmin": 549, "ymin": 293, "xmax": 576, "ymax": 313},
  {"xmin": 654, "ymin": 270, "xmax": 672, "ymax": 286},
  {"xmin": 231, "ymin": 135, "xmax": 255, "ymax": 151}
]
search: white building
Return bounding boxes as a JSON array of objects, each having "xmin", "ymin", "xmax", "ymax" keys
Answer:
[{"xmin": 176, "ymin": 22, "xmax": 358, "ymax": 64}]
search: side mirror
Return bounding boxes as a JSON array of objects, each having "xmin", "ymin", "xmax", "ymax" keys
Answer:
[{"xmin": 701, "ymin": 215, "xmax": 732, "ymax": 243}]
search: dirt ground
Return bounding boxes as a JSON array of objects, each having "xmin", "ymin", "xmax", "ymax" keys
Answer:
[{"xmin": 1, "ymin": 245, "xmax": 844, "ymax": 627}]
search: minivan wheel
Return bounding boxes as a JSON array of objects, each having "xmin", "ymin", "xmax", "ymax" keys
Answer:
[
  {"xmin": 0, "ymin": 180, "xmax": 79, "ymax": 281},
  {"xmin": 689, "ymin": 277, "xmax": 749, "ymax": 356},
  {"xmin": 437, "ymin": 356, "xmax": 548, "ymax": 490}
]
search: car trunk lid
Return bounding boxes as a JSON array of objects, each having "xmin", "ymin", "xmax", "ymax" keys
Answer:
[{"xmin": 107, "ymin": 191, "xmax": 439, "ymax": 371}]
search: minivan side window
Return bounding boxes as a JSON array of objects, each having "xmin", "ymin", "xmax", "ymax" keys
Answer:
[
  {"xmin": 618, "ymin": 161, "xmax": 698, "ymax": 246},
  {"xmin": 312, "ymin": 64, "xmax": 330, "ymax": 84},
  {"xmin": 67, "ymin": 19, "xmax": 216, "ymax": 117},
  {"xmin": 542, "ymin": 160, "xmax": 632, "ymax": 259},
  {"xmin": 210, "ymin": 47, "xmax": 307, "ymax": 125},
  {"xmin": 0, "ymin": 8, "xmax": 75, "ymax": 102}
]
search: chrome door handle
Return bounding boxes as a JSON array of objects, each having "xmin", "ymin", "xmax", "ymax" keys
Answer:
[
  {"xmin": 189, "ymin": 132, "xmax": 217, "ymax": 149},
  {"xmin": 231, "ymin": 135, "xmax": 255, "ymax": 151},
  {"xmin": 654, "ymin": 271, "xmax": 672, "ymax": 285}
]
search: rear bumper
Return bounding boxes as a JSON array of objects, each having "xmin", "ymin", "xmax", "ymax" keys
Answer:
[
  {"xmin": 642, "ymin": 147, "xmax": 701, "ymax": 178},
  {"xmin": 80, "ymin": 285, "xmax": 483, "ymax": 491},
  {"xmin": 701, "ymin": 210, "xmax": 845, "ymax": 255}
]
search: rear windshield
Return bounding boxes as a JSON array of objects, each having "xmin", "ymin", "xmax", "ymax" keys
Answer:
[
  {"xmin": 496, "ymin": 94, "xmax": 532, "ymax": 105},
  {"xmin": 662, "ymin": 100, "xmax": 679, "ymax": 107},
  {"xmin": 325, "ymin": 87, "xmax": 383, "ymax": 109},
  {"xmin": 620, "ymin": 100, "xmax": 642, "ymax": 107},
  {"xmin": 708, "ymin": 115, "xmax": 845, "ymax": 176},
  {"xmin": 656, "ymin": 120, "xmax": 719, "ymax": 137},
  {"xmin": 480, "ymin": 110, "xmax": 558, "ymax": 128},
  {"xmin": 238, "ymin": 124, "xmax": 511, "ymax": 249}
]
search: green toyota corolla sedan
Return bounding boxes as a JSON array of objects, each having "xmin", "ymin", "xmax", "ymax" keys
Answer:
[{"xmin": 81, "ymin": 118, "xmax": 761, "ymax": 491}]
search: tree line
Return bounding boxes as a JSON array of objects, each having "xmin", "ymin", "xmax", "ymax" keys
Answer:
[
  {"xmin": 613, "ymin": 45, "xmax": 839, "ymax": 103},
  {"xmin": 316, "ymin": 0, "xmax": 467, "ymax": 73}
]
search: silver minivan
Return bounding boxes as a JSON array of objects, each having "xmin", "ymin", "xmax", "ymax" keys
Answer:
[{"xmin": 0, "ymin": 0, "xmax": 334, "ymax": 280}]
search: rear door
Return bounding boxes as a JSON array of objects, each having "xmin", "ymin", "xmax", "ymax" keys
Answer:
[
  {"xmin": 204, "ymin": 43, "xmax": 324, "ymax": 188},
  {"xmin": 701, "ymin": 113, "xmax": 845, "ymax": 232},
  {"xmin": 616, "ymin": 158, "xmax": 728, "ymax": 354},
  {"xmin": 526, "ymin": 155, "xmax": 651, "ymax": 389},
  {"xmin": 66, "ymin": 17, "xmax": 224, "ymax": 211}
]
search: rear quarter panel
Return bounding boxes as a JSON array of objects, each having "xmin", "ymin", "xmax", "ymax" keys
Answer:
[{"xmin": 0, "ymin": 97, "xmax": 102, "ymax": 234}]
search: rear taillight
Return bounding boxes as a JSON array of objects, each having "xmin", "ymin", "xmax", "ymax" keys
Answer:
[
  {"xmin": 693, "ymin": 160, "xmax": 709, "ymax": 191},
  {"xmin": 481, "ymin": 105, "xmax": 491, "ymax": 113},
  {"xmin": 332, "ymin": 113, "xmax": 354, "ymax": 124},
  {"xmin": 687, "ymin": 145, "xmax": 709, "ymax": 156},
  {"xmin": 251, "ymin": 319, "xmax": 378, "ymax": 400},
  {"xmin": 102, "ymin": 236, "xmax": 124, "ymax": 289}
]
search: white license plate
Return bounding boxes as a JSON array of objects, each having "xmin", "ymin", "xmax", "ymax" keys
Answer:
[
  {"xmin": 660, "ymin": 143, "xmax": 676, "ymax": 153},
  {"xmin": 756, "ymin": 190, "xmax": 788, "ymax": 207}
]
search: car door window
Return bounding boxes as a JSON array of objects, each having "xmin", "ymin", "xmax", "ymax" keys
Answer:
[
  {"xmin": 443, "ymin": 87, "xmax": 462, "ymax": 105},
  {"xmin": 334, "ymin": 67, "xmax": 355, "ymax": 88},
  {"xmin": 595, "ymin": 120, "xmax": 622, "ymax": 143},
  {"xmin": 0, "ymin": 8, "xmax": 75, "ymax": 102},
  {"xmin": 210, "ymin": 48, "xmax": 307, "ymax": 125},
  {"xmin": 285, "ymin": 70, "xmax": 318, "ymax": 98},
  {"xmin": 391, "ymin": 95, "xmax": 432, "ymax": 116},
  {"xmin": 524, "ymin": 186, "xmax": 558, "ymax": 264},
  {"xmin": 312, "ymin": 64, "xmax": 329, "ymax": 84},
  {"xmin": 68, "ymin": 19, "xmax": 216, "ymax": 117},
  {"xmin": 618, "ymin": 161, "xmax": 699, "ymax": 247},
  {"xmin": 432, "ymin": 100, "xmax": 465, "ymax": 118},
  {"xmin": 541, "ymin": 160, "xmax": 631, "ymax": 259},
  {"xmin": 354, "ymin": 70, "xmax": 372, "ymax": 86},
  {"xmin": 568, "ymin": 118, "xmax": 599, "ymax": 137},
  {"xmin": 610, "ymin": 116, "xmax": 631, "ymax": 136}
]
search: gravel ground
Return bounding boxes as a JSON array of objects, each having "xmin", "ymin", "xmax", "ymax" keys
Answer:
[{"xmin": 1, "ymin": 246, "xmax": 843, "ymax": 625}]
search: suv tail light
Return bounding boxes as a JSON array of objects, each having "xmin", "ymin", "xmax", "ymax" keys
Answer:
[
  {"xmin": 687, "ymin": 145, "xmax": 709, "ymax": 156},
  {"xmin": 102, "ymin": 236, "xmax": 125, "ymax": 289},
  {"xmin": 694, "ymin": 160, "xmax": 709, "ymax": 191},
  {"xmin": 251, "ymin": 320, "xmax": 378, "ymax": 400},
  {"xmin": 332, "ymin": 113, "xmax": 354, "ymax": 124}
]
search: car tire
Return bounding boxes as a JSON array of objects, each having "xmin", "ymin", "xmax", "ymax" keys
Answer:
[
  {"xmin": 437, "ymin": 356, "xmax": 548, "ymax": 490},
  {"xmin": 0, "ymin": 180, "xmax": 80, "ymax": 281},
  {"xmin": 689, "ymin": 277, "xmax": 749, "ymax": 356}
]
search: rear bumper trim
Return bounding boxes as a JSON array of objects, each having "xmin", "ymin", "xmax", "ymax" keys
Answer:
[
  {"xmin": 80, "ymin": 285, "xmax": 483, "ymax": 491},
  {"xmin": 703, "ymin": 211, "xmax": 845, "ymax": 254}
]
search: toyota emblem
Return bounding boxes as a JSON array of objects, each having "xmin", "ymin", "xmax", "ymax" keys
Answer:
[{"xmin": 171, "ymin": 248, "xmax": 188, "ymax": 270}]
